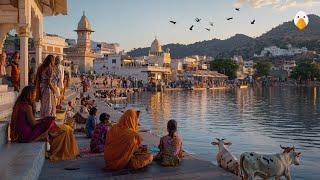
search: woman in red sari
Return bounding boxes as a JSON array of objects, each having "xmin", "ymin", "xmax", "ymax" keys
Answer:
[{"xmin": 10, "ymin": 86, "xmax": 56, "ymax": 143}]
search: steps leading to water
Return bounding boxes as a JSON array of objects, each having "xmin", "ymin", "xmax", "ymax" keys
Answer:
[{"xmin": 0, "ymin": 82, "xmax": 45, "ymax": 180}]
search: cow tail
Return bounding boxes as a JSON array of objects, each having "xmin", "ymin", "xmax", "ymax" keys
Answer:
[{"xmin": 239, "ymin": 154, "xmax": 246, "ymax": 180}]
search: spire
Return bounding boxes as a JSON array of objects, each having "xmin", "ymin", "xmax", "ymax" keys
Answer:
[{"xmin": 83, "ymin": 11, "xmax": 85, "ymax": 16}]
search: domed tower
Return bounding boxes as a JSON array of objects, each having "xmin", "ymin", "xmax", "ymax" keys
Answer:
[
  {"xmin": 66, "ymin": 12, "xmax": 96, "ymax": 73},
  {"xmin": 149, "ymin": 37, "xmax": 163, "ymax": 56},
  {"xmin": 75, "ymin": 11, "xmax": 94, "ymax": 49}
]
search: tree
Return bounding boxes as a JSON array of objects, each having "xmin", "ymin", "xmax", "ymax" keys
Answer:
[
  {"xmin": 254, "ymin": 60, "xmax": 272, "ymax": 77},
  {"xmin": 209, "ymin": 59, "xmax": 239, "ymax": 79},
  {"xmin": 290, "ymin": 62, "xmax": 320, "ymax": 82}
]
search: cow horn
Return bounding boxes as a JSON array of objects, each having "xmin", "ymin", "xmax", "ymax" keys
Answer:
[
  {"xmin": 215, "ymin": 138, "xmax": 220, "ymax": 141},
  {"xmin": 221, "ymin": 138, "xmax": 225, "ymax": 141},
  {"xmin": 280, "ymin": 145, "xmax": 287, "ymax": 149}
]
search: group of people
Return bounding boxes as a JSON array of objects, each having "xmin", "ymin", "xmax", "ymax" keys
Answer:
[
  {"xmin": 103, "ymin": 109, "xmax": 184, "ymax": 170},
  {"xmin": 9, "ymin": 54, "xmax": 79, "ymax": 161},
  {"xmin": 0, "ymin": 51, "xmax": 21, "ymax": 91}
]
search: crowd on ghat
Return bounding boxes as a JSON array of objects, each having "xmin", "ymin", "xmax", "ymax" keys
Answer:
[{"xmin": 1, "ymin": 51, "xmax": 185, "ymax": 170}]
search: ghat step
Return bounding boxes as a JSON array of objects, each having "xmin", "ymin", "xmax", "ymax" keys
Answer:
[{"xmin": 0, "ymin": 121, "xmax": 46, "ymax": 180}]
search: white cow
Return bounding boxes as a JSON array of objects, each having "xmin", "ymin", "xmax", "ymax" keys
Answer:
[
  {"xmin": 211, "ymin": 138, "xmax": 240, "ymax": 176},
  {"xmin": 240, "ymin": 145, "xmax": 302, "ymax": 180}
]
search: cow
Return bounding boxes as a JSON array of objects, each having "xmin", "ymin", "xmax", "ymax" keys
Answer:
[
  {"xmin": 240, "ymin": 145, "xmax": 302, "ymax": 180},
  {"xmin": 211, "ymin": 138, "xmax": 240, "ymax": 176}
]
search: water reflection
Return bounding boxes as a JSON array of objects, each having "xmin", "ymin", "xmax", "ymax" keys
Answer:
[{"xmin": 127, "ymin": 87, "xmax": 320, "ymax": 179}]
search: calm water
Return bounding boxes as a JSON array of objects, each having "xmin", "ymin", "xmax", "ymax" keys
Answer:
[{"xmin": 124, "ymin": 87, "xmax": 320, "ymax": 179}]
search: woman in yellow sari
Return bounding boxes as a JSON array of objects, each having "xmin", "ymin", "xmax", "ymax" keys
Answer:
[{"xmin": 104, "ymin": 109, "xmax": 153, "ymax": 170}]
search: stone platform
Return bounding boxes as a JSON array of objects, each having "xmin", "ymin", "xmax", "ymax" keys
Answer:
[{"xmin": 39, "ymin": 134, "xmax": 239, "ymax": 180}]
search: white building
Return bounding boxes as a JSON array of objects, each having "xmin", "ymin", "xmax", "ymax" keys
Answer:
[
  {"xmin": 256, "ymin": 44, "xmax": 309, "ymax": 57},
  {"xmin": 93, "ymin": 38, "xmax": 172, "ymax": 83}
]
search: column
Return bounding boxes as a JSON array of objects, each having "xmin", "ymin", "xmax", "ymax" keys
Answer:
[
  {"xmin": 18, "ymin": 26, "xmax": 30, "ymax": 89},
  {"xmin": 34, "ymin": 37, "xmax": 43, "ymax": 69}
]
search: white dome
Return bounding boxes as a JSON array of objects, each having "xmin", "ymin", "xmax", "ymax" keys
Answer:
[{"xmin": 150, "ymin": 38, "xmax": 162, "ymax": 53}]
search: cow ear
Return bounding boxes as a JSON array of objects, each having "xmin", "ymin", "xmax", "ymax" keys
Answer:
[{"xmin": 224, "ymin": 142, "xmax": 232, "ymax": 146}]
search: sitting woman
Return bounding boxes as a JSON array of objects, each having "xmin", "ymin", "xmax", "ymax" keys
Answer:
[
  {"xmin": 10, "ymin": 86, "xmax": 56, "ymax": 143},
  {"xmin": 10, "ymin": 86, "xmax": 79, "ymax": 161},
  {"xmin": 156, "ymin": 119, "xmax": 184, "ymax": 166},
  {"xmin": 104, "ymin": 109, "xmax": 153, "ymax": 170},
  {"xmin": 86, "ymin": 107, "xmax": 97, "ymax": 138},
  {"xmin": 66, "ymin": 101, "xmax": 75, "ymax": 119},
  {"xmin": 90, "ymin": 113, "xmax": 111, "ymax": 153},
  {"xmin": 73, "ymin": 99, "xmax": 89, "ymax": 124}
]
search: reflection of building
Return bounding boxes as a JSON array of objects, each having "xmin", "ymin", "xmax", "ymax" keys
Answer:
[{"xmin": 65, "ymin": 12, "xmax": 96, "ymax": 73}]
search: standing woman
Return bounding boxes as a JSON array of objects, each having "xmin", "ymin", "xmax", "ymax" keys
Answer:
[
  {"xmin": 53, "ymin": 56, "xmax": 64, "ymax": 108},
  {"xmin": 0, "ymin": 51, "xmax": 7, "ymax": 77},
  {"xmin": 11, "ymin": 51, "xmax": 20, "ymax": 91},
  {"xmin": 35, "ymin": 55, "xmax": 57, "ymax": 118}
]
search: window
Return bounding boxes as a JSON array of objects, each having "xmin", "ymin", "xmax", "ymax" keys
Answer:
[{"xmin": 112, "ymin": 59, "xmax": 116, "ymax": 64}]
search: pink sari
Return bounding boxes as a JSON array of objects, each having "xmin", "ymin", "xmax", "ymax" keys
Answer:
[{"xmin": 10, "ymin": 102, "xmax": 56, "ymax": 143}]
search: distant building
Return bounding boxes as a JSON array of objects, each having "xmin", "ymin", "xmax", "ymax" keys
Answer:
[
  {"xmin": 271, "ymin": 60, "xmax": 296, "ymax": 75},
  {"xmin": 93, "ymin": 42, "xmax": 121, "ymax": 56},
  {"xmin": 65, "ymin": 12, "xmax": 96, "ymax": 73},
  {"xmin": 255, "ymin": 44, "xmax": 309, "ymax": 57},
  {"xmin": 146, "ymin": 38, "xmax": 171, "ymax": 67},
  {"xmin": 29, "ymin": 33, "xmax": 67, "ymax": 68},
  {"xmin": 93, "ymin": 37, "xmax": 172, "ymax": 83}
]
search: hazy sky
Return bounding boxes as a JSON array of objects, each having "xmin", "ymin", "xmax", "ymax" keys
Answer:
[{"xmin": 44, "ymin": 0, "xmax": 320, "ymax": 51}]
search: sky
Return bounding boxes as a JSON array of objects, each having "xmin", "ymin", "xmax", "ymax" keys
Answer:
[{"xmin": 44, "ymin": 0, "xmax": 320, "ymax": 51}]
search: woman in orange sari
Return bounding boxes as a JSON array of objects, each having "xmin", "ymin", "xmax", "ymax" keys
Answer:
[
  {"xmin": 104, "ymin": 109, "xmax": 153, "ymax": 170},
  {"xmin": 11, "ymin": 51, "xmax": 20, "ymax": 91}
]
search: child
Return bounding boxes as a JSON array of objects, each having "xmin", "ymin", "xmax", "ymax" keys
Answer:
[
  {"xmin": 86, "ymin": 107, "xmax": 97, "ymax": 138},
  {"xmin": 156, "ymin": 119, "xmax": 184, "ymax": 166},
  {"xmin": 90, "ymin": 113, "xmax": 111, "ymax": 153}
]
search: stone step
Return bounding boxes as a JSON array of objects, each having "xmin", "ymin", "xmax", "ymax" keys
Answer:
[
  {"xmin": 0, "ymin": 91, "xmax": 17, "ymax": 107},
  {"xmin": 0, "ymin": 142, "xmax": 46, "ymax": 180},
  {"xmin": 0, "ymin": 84, "xmax": 8, "ymax": 92},
  {"xmin": 0, "ymin": 103, "xmax": 15, "ymax": 121}
]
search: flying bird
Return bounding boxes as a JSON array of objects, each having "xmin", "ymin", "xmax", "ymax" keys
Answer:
[
  {"xmin": 189, "ymin": 25, "xmax": 194, "ymax": 31},
  {"xmin": 209, "ymin": 22, "xmax": 214, "ymax": 26},
  {"xmin": 195, "ymin": 18, "xmax": 201, "ymax": 22},
  {"xmin": 227, "ymin": 17, "xmax": 233, "ymax": 21},
  {"xmin": 205, "ymin": 28, "xmax": 210, "ymax": 31},
  {"xmin": 251, "ymin": 20, "xmax": 255, "ymax": 24},
  {"xmin": 235, "ymin": 8, "xmax": 240, "ymax": 11},
  {"xmin": 169, "ymin": 20, "xmax": 177, "ymax": 24}
]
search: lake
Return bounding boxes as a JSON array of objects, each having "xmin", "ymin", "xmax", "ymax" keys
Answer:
[{"xmin": 124, "ymin": 87, "xmax": 320, "ymax": 179}]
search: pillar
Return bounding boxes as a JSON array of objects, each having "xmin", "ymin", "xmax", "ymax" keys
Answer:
[
  {"xmin": 18, "ymin": 26, "xmax": 30, "ymax": 89},
  {"xmin": 34, "ymin": 37, "xmax": 43, "ymax": 68}
]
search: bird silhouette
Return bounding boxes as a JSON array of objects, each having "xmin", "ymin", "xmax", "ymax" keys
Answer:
[
  {"xmin": 169, "ymin": 20, "xmax": 177, "ymax": 24},
  {"xmin": 205, "ymin": 28, "xmax": 210, "ymax": 31},
  {"xmin": 189, "ymin": 25, "xmax": 194, "ymax": 31},
  {"xmin": 235, "ymin": 8, "xmax": 240, "ymax": 11},
  {"xmin": 209, "ymin": 22, "xmax": 214, "ymax": 26},
  {"xmin": 251, "ymin": 20, "xmax": 255, "ymax": 24},
  {"xmin": 195, "ymin": 18, "xmax": 201, "ymax": 22},
  {"xmin": 227, "ymin": 17, "xmax": 233, "ymax": 20}
]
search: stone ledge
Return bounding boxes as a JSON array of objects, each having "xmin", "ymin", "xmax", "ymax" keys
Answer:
[
  {"xmin": 0, "ymin": 121, "xmax": 8, "ymax": 149},
  {"xmin": 0, "ymin": 142, "xmax": 46, "ymax": 180}
]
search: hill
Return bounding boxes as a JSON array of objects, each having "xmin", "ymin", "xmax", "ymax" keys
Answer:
[{"xmin": 128, "ymin": 14, "xmax": 320, "ymax": 59}]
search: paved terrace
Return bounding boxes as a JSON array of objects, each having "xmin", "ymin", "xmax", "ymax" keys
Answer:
[{"xmin": 39, "ymin": 87, "xmax": 239, "ymax": 180}]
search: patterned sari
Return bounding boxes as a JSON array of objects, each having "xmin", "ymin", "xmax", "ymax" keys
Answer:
[
  {"xmin": 90, "ymin": 123, "xmax": 109, "ymax": 153},
  {"xmin": 156, "ymin": 134, "xmax": 184, "ymax": 166}
]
